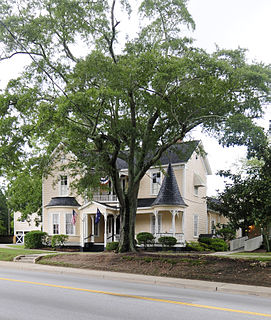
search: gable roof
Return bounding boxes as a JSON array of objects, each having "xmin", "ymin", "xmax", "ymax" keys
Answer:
[
  {"xmin": 152, "ymin": 163, "xmax": 187, "ymax": 207},
  {"xmin": 117, "ymin": 140, "xmax": 200, "ymax": 170}
]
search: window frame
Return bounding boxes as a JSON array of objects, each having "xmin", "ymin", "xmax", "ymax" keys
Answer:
[
  {"xmin": 52, "ymin": 213, "xmax": 60, "ymax": 235},
  {"xmin": 65, "ymin": 213, "xmax": 75, "ymax": 235},
  {"xmin": 59, "ymin": 175, "xmax": 68, "ymax": 196},
  {"xmin": 151, "ymin": 171, "xmax": 162, "ymax": 195},
  {"xmin": 193, "ymin": 214, "xmax": 199, "ymax": 238}
]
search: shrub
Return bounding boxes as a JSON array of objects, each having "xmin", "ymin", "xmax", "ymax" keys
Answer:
[
  {"xmin": 186, "ymin": 241, "xmax": 206, "ymax": 252},
  {"xmin": 106, "ymin": 241, "xmax": 119, "ymax": 251},
  {"xmin": 199, "ymin": 237, "xmax": 228, "ymax": 251},
  {"xmin": 136, "ymin": 232, "xmax": 155, "ymax": 249},
  {"xmin": 158, "ymin": 236, "xmax": 177, "ymax": 249},
  {"xmin": 51, "ymin": 234, "xmax": 69, "ymax": 248},
  {"xmin": 24, "ymin": 231, "xmax": 48, "ymax": 249}
]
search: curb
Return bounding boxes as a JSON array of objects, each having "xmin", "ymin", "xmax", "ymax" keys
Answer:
[{"xmin": 0, "ymin": 260, "xmax": 271, "ymax": 298}]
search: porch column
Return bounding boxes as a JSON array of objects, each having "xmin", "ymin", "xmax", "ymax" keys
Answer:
[
  {"xmin": 113, "ymin": 215, "xmax": 118, "ymax": 242},
  {"xmin": 91, "ymin": 215, "xmax": 95, "ymax": 242},
  {"xmin": 154, "ymin": 210, "xmax": 158, "ymax": 237},
  {"xmin": 170, "ymin": 210, "xmax": 177, "ymax": 237},
  {"xmin": 104, "ymin": 212, "xmax": 108, "ymax": 249},
  {"xmin": 80, "ymin": 213, "xmax": 86, "ymax": 248},
  {"xmin": 84, "ymin": 214, "xmax": 89, "ymax": 242}
]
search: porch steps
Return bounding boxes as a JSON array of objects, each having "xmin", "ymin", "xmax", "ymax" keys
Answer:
[{"xmin": 14, "ymin": 254, "xmax": 45, "ymax": 263}]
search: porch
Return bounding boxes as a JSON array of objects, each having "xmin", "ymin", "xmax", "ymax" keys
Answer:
[{"xmin": 80, "ymin": 207, "xmax": 186, "ymax": 250}]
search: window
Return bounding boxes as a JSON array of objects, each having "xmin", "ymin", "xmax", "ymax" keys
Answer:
[
  {"xmin": 151, "ymin": 172, "xmax": 161, "ymax": 194},
  {"xmin": 60, "ymin": 175, "xmax": 68, "ymax": 196},
  {"xmin": 66, "ymin": 213, "xmax": 75, "ymax": 235},
  {"xmin": 194, "ymin": 186, "xmax": 199, "ymax": 196},
  {"xmin": 151, "ymin": 214, "xmax": 162, "ymax": 234},
  {"xmin": 52, "ymin": 214, "xmax": 60, "ymax": 235},
  {"xmin": 193, "ymin": 215, "xmax": 199, "ymax": 237},
  {"xmin": 211, "ymin": 219, "xmax": 216, "ymax": 234}
]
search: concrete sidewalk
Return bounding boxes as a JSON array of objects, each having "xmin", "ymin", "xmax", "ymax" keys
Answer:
[{"xmin": 0, "ymin": 260, "xmax": 270, "ymax": 298}]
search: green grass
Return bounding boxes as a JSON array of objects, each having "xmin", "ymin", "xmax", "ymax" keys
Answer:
[
  {"xmin": 0, "ymin": 248, "xmax": 53, "ymax": 261},
  {"xmin": 230, "ymin": 252, "xmax": 271, "ymax": 256},
  {"xmin": 230, "ymin": 252, "xmax": 271, "ymax": 260}
]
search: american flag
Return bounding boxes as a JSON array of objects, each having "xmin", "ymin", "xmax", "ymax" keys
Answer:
[{"xmin": 72, "ymin": 210, "xmax": 78, "ymax": 225}]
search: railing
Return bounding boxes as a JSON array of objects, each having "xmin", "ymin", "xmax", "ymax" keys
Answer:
[
  {"xmin": 155, "ymin": 232, "xmax": 185, "ymax": 244},
  {"xmin": 107, "ymin": 234, "xmax": 120, "ymax": 242},
  {"xmin": 93, "ymin": 194, "xmax": 118, "ymax": 202},
  {"xmin": 230, "ymin": 236, "xmax": 248, "ymax": 251},
  {"xmin": 244, "ymin": 235, "xmax": 263, "ymax": 252}
]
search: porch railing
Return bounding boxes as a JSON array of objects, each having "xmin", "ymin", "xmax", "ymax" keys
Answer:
[
  {"xmin": 155, "ymin": 232, "xmax": 185, "ymax": 244},
  {"xmin": 93, "ymin": 194, "xmax": 118, "ymax": 202}
]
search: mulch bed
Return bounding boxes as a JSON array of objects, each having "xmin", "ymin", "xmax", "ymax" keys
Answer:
[{"xmin": 39, "ymin": 252, "xmax": 271, "ymax": 287}]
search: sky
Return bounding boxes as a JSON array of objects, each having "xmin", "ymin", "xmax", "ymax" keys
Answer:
[
  {"xmin": 186, "ymin": 0, "xmax": 271, "ymax": 196},
  {"xmin": 0, "ymin": 0, "xmax": 270, "ymax": 195}
]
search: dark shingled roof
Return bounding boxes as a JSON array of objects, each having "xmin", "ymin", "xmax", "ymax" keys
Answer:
[
  {"xmin": 116, "ymin": 141, "xmax": 200, "ymax": 170},
  {"xmin": 152, "ymin": 163, "xmax": 187, "ymax": 207},
  {"xmin": 137, "ymin": 198, "xmax": 156, "ymax": 208},
  {"xmin": 46, "ymin": 197, "xmax": 81, "ymax": 207}
]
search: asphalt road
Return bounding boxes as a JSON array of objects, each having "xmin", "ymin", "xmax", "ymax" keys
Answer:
[{"xmin": 0, "ymin": 264, "xmax": 270, "ymax": 320}]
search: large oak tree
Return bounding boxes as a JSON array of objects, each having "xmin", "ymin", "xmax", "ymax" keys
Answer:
[{"xmin": 0, "ymin": 0, "xmax": 270, "ymax": 251}]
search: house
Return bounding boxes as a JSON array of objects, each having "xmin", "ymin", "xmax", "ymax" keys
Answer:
[
  {"xmin": 41, "ymin": 140, "xmax": 212, "ymax": 250},
  {"xmin": 13, "ymin": 211, "xmax": 41, "ymax": 244}
]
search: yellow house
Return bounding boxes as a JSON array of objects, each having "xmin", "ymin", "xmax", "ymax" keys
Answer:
[{"xmin": 41, "ymin": 140, "xmax": 212, "ymax": 250}]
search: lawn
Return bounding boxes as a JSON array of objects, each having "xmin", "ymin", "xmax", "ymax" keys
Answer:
[
  {"xmin": 37, "ymin": 252, "xmax": 271, "ymax": 287},
  {"xmin": 230, "ymin": 252, "xmax": 271, "ymax": 260},
  {"xmin": 0, "ymin": 247, "xmax": 52, "ymax": 261}
]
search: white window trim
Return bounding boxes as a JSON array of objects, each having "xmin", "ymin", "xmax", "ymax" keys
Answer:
[
  {"xmin": 59, "ymin": 175, "xmax": 69, "ymax": 196},
  {"xmin": 65, "ymin": 213, "xmax": 75, "ymax": 236},
  {"xmin": 150, "ymin": 171, "xmax": 162, "ymax": 196},
  {"xmin": 51, "ymin": 213, "xmax": 60, "ymax": 235},
  {"xmin": 193, "ymin": 214, "xmax": 199, "ymax": 238}
]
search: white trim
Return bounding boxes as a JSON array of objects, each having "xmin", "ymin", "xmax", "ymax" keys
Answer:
[
  {"xmin": 51, "ymin": 213, "xmax": 60, "ymax": 235},
  {"xmin": 65, "ymin": 212, "xmax": 75, "ymax": 235},
  {"xmin": 193, "ymin": 214, "xmax": 199, "ymax": 238},
  {"xmin": 150, "ymin": 170, "xmax": 162, "ymax": 195},
  {"xmin": 59, "ymin": 175, "xmax": 69, "ymax": 196},
  {"xmin": 150, "ymin": 213, "xmax": 162, "ymax": 234},
  {"xmin": 79, "ymin": 201, "xmax": 119, "ymax": 211}
]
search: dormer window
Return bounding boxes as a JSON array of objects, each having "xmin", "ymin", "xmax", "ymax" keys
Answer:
[
  {"xmin": 151, "ymin": 172, "xmax": 161, "ymax": 195},
  {"xmin": 60, "ymin": 175, "xmax": 68, "ymax": 196}
]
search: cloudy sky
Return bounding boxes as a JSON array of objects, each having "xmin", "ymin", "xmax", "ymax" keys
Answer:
[
  {"xmin": 0, "ymin": 0, "xmax": 270, "ymax": 195},
  {"xmin": 187, "ymin": 0, "xmax": 271, "ymax": 195}
]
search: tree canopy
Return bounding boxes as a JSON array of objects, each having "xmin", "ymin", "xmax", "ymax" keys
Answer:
[
  {"xmin": 0, "ymin": 0, "xmax": 270, "ymax": 251},
  {"xmin": 215, "ymin": 145, "xmax": 271, "ymax": 251}
]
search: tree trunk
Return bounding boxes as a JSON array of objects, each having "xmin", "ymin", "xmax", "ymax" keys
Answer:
[{"xmin": 118, "ymin": 188, "xmax": 139, "ymax": 253}]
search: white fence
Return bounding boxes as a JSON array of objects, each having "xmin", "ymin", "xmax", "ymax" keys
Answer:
[
  {"xmin": 230, "ymin": 236, "xmax": 248, "ymax": 251},
  {"xmin": 230, "ymin": 235, "xmax": 263, "ymax": 251},
  {"xmin": 244, "ymin": 235, "xmax": 263, "ymax": 252}
]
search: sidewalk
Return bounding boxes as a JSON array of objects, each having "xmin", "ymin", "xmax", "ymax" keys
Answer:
[{"xmin": 0, "ymin": 260, "xmax": 270, "ymax": 298}]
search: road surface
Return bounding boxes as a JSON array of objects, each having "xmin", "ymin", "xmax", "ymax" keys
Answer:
[{"xmin": 0, "ymin": 264, "xmax": 270, "ymax": 320}]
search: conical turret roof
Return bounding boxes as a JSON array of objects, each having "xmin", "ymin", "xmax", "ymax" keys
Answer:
[{"xmin": 152, "ymin": 163, "xmax": 187, "ymax": 207}]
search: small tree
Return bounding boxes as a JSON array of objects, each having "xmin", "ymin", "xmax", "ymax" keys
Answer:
[
  {"xmin": 215, "ymin": 223, "xmax": 236, "ymax": 242},
  {"xmin": 158, "ymin": 236, "xmax": 177, "ymax": 250},
  {"xmin": 136, "ymin": 232, "xmax": 155, "ymax": 250}
]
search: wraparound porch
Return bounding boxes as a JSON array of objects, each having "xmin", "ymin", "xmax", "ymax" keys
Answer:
[{"xmin": 80, "ymin": 208, "xmax": 186, "ymax": 249}]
